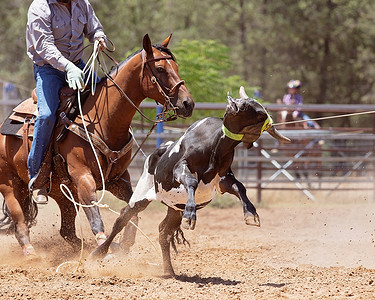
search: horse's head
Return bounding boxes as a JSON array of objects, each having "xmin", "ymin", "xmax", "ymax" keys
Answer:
[
  {"xmin": 140, "ymin": 34, "xmax": 195, "ymax": 118},
  {"xmin": 223, "ymin": 86, "xmax": 291, "ymax": 148}
]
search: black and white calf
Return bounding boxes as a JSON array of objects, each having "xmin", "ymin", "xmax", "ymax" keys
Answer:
[{"xmin": 93, "ymin": 87, "xmax": 291, "ymax": 277}]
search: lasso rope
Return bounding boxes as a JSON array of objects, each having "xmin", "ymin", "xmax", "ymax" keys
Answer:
[
  {"xmin": 56, "ymin": 41, "xmax": 159, "ymax": 273},
  {"xmin": 273, "ymin": 110, "xmax": 375, "ymax": 127}
]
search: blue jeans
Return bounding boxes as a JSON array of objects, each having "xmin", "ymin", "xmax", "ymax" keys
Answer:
[
  {"xmin": 28, "ymin": 60, "xmax": 99, "ymax": 180},
  {"xmin": 299, "ymin": 112, "xmax": 316, "ymax": 128}
]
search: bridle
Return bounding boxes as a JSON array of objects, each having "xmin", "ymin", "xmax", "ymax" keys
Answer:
[
  {"xmin": 140, "ymin": 49, "xmax": 185, "ymax": 122},
  {"xmin": 90, "ymin": 46, "xmax": 187, "ymax": 179},
  {"xmin": 59, "ymin": 42, "xmax": 191, "ymax": 187},
  {"xmin": 101, "ymin": 48, "xmax": 185, "ymax": 123}
]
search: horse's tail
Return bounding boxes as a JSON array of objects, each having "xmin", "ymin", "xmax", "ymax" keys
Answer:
[
  {"xmin": 24, "ymin": 195, "xmax": 38, "ymax": 228},
  {"xmin": 0, "ymin": 195, "xmax": 38, "ymax": 234},
  {"xmin": 171, "ymin": 226, "xmax": 190, "ymax": 254},
  {"xmin": 0, "ymin": 200, "xmax": 13, "ymax": 233}
]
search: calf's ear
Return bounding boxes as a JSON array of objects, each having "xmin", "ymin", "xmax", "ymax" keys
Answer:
[{"xmin": 227, "ymin": 94, "xmax": 239, "ymax": 113}]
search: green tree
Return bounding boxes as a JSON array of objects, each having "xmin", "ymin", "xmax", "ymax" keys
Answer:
[
  {"xmin": 2, "ymin": 0, "xmax": 375, "ymax": 128},
  {"xmin": 133, "ymin": 38, "xmax": 250, "ymax": 123}
]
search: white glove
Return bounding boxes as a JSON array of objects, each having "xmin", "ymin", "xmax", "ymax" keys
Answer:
[{"xmin": 65, "ymin": 62, "xmax": 84, "ymax": 90}]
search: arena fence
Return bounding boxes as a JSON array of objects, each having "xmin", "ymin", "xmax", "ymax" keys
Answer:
[
  {"xmin": 129, "ymin": 102, "xmax": 375, "ymax": 203},
  {"xmin": 1, "ymin": 92, "xmax": 374, "ymax": 203}
]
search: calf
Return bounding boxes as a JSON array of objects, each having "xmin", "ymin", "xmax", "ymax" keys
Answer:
[{"xmin": 92, "ymin": 87, "xmax": 291, "ymax": 277}]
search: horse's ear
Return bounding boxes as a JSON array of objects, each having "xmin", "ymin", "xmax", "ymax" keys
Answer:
[
  {"xmin": 143, "ymin": 34, "xmax": 153, "ymax": 56},
  {"xmin": 160, "ymin": 34, "xmax": 172, "ymax": 47}
]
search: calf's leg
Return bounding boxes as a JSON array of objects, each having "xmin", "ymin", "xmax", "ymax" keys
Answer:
[
  {"xmin": 219, "ymin": 171, "xmax": 260, "ymax": 226},
  {"xmin": 106, "ymin": 170, "xmax": 138, "ymax": 252},
  {"xmin": 159, "ymin": 207, "xmax": 183, "ymax": 278},
  {"xmin": 174, "ymin": 162, "xmax": 198, "ymax": 230},
  {"xmin": 91, "ymin": 199, "xmax": 150, "ymax": 257}
]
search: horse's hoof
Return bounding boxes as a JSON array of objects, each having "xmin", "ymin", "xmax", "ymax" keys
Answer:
[
  {"xmin": 23, "ymin": 244, "xmax": 36, "ymax": 256},
  {"xmin": 24, "ymin": 253, "xmax": 42, "ymax": 263}
]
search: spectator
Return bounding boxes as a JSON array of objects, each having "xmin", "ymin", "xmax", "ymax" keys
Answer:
[{"xmin": 281, "ymin": 80, "xmax": 320, "ymax": 129}]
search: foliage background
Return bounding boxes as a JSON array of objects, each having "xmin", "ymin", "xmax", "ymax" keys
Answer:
[{"xmin": 1, "ymin": 0, "xmax": 375, "ymax": 127}]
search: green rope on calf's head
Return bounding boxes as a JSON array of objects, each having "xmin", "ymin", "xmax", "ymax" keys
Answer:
[
  {"xmin": 222, "ymin": 115, "xmax": 273, "ymax": 141},
  {"xmin": 222, "ymin": 124, "xmax": 244, "ymax": 141},
  {"xmin": 261, "ymin": 114, "xmax": 273, "ymax": 134}
]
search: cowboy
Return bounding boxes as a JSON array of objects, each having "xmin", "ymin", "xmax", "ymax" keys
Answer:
[{"xmin": 26, "ymin": 0, "xmax": 107, "ymax": 204}]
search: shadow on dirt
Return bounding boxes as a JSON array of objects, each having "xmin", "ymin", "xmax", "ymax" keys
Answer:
[
  {"xmin": 259, "ymin": 282, "xmax": 289, "ymax": 288},
  {"xmin": 176, "ymin": 274, "xmax": 241, "ymax": 286}
]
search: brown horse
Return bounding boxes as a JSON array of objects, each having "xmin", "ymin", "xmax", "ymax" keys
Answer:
[{"xmin": 0, "ymin": 34, "xmax": 194, "ymax": 256}]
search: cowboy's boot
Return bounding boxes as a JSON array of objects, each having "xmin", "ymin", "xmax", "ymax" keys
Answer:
[
  {"xmin": 29, "ymin": 148, "xmax": 52, "ymax": 205},
  {"xmin": 31, "ymin": 187, "xmax": 48, "ymax": 205}
]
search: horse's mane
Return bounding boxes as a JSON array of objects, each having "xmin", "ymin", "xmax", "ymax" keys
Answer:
[{"xmin": 107, "ymin": 44, "xmax": 176, "ymax": 78}]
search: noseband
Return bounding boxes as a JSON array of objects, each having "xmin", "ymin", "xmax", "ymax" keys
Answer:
[{"xmin": 141, "ymin": 50, "xmax": 185, "ymax": 120}]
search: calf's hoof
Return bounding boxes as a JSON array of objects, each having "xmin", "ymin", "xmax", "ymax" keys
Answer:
[
  {"xmin": 160, "ymin": 269, "xmax": 176, "ymax": 279},
  {"xmin": 95, "ymin": 232, "xmax": 107, "ymax": 246},
  {"xmin": 90, "ymin": 245, "xmax": 108, "ymax": 259},
  {"xmin": 160, "ymin": 273, "xmax": 175, "ymax": 279},
  {"xmin": 181, "ymin": 217, "xmax": 196, "ymax": 230},
  {"xmin": 244, "ymin": 212, "xmax": 261, "ymax": 227}
]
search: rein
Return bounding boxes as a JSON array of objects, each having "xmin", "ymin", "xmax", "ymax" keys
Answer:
[
  {"xmin": 98, "ymin": 48, "xmax": 183, "ymax": 124},
  {"xmin": 64, "ymin": 44, "xmax": 185, "ymax": 181}
]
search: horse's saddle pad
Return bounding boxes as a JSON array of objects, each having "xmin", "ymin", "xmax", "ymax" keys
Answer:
[{"xmin": 1, "ymin": 86, "xmax": 78, "ymax": 138}]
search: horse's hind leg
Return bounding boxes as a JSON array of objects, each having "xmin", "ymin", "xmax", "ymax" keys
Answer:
[
  {"xmin": 0, "ymin": 181, "xmax": 35, "ymax": 255},
  {"xmin": 159, "ymin": 207, "xmax": 183, "ymax": 278}
]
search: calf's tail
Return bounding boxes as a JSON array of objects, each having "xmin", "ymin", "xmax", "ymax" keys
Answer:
[{"xmin": 171, "ymin": 227, "xmax": 190, "ymax": 254}]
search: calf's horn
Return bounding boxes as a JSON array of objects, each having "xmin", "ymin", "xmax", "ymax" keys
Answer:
[
  {"xmin": 267, "ymin": 126, "xmax": 291, "ymax": 143},
  {"xmin": 239, "ymin": 86, "xmax": 249, "ymax": 99}
]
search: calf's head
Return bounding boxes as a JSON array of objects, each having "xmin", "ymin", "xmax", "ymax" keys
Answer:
[{"xmin": 223, "ymin": 86, "xmax": 291, "ymax": 148}]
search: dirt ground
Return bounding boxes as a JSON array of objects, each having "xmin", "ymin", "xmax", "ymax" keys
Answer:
[{"xmin": 0, "ymin": 189, "xmax": 375, "ymax": 300}]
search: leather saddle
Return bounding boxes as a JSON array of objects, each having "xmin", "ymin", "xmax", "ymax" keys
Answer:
[{"xmin": 1, "ymin": 86, "xmax": 89, "ymax": 138}]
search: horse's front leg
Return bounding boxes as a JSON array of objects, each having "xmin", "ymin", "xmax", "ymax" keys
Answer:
[
  {"xmin": 219, "ymin": 170, "xmax": 260, "ymax": 227},
  {"xmin": 48, "ymin": 175, "xmax": 83, "ymax": 251},
  {"xmin": 73, "ymin": 172, "xmax": 105, "ymax": 246},
  {"xmin": 174, "ymin": 162, "xmax": 198, "ymax": 230}
]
